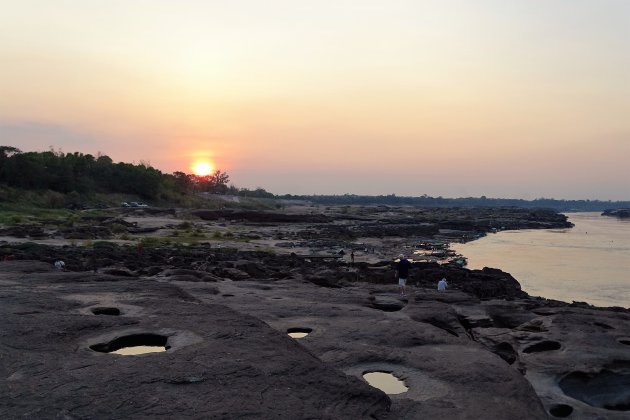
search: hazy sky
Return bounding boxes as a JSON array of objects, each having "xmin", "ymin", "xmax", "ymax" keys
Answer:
[{"xmin": 1, "ymin": 0, "xmax": 628, "ymax": 199}]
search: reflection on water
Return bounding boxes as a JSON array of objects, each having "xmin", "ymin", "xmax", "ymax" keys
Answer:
[
  {"xmin": 363, "ymin": 372, "xmax": 408, "ymax": 394},
  {"xmin": 287, "ymin": 328, "xmax": 312, "ymax": 339},
  {"xmin": 452, "ymin": 213, "xmax": 630, "ymax": 308},
  {"xmin": 111, "ymin": 345, "xmax": 166, "ymax": 355}
]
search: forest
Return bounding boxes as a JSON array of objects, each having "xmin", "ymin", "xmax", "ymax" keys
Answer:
[{"xmin": 0, "ymin": 146, "xmax": 235, "ymax": 200}]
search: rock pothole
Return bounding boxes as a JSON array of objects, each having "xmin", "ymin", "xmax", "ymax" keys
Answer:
[
  {"xmin": 362, "ymin": 371, "xmax": 408, "ymax": 395},
  {"xmin": 91, "ymin": 307, "xmax": 121, "ymax": 316},
  {"xmin": 549, "ymin": 403, "xmax": 573, "ymax": 417},
  {"xmin": 523, "ymin": 340, "xmax": 561, "ymax": 353},
  {"xmin": 559, "ymin": 370, "xmax": 630, "ymax": 411},
  {"xmin": 618, "ymin": 338, "xmax": 630, "ymax": 346},
  {"xmin": 492, "ymin": 342, "xmax": 518, "ymax": 365},
  {"xmin": 287, "ymin": 328, "xmax": 312, "ymax": 339},
  {"xmin": 370, "ymin": 296, "xmax": 405, "ymax": 312},
  {"xmin": 90, "ymin": 333, "xmax": 169, "ymax": 356}
]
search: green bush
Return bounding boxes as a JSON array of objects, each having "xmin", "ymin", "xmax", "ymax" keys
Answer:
[
  {"xmin": 177, "ymin": 221, "xmax": 193, "ymax": 230},
  {"xmin": 110, "ymin": 223, "xmax": 128, "ymax": 234},
  {"xmin": 140, "ymin": 237, "xmax": 163, "ymax": 248}
]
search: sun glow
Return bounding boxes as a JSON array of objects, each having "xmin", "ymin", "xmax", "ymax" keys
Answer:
[{"xmin": 192, "ymin": 161, "xmax": 213, "ymax": 176}]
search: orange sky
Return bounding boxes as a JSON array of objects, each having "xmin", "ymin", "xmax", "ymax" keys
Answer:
[{"xmin": 1, "ymin": 1, "xmax": 628, "ymax": 199}]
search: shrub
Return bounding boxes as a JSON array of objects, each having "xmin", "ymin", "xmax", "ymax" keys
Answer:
[
  {"xmin": 177, "ymin": 221, "xmax": 193, "ymax": 230},
  {"xmin": 139, "ymin": 237, "xmax": 162, "ymax": 248},
  {"xmin": 110, "ymin": 223, "xmax": 128, "ymax": 234}
]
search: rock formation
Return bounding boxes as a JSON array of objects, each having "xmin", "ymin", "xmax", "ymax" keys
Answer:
[{"xmin": 2, "ymin": 251, "xmax": 628, "ymax": 418}]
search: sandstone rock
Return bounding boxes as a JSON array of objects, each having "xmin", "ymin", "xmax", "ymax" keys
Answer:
[
  {"xmin": 2, "ymin": 240, "xmax": 628, "ymax": 419},
  {"xmin": 0, "ymin": 261, "xmax": 389, "ymax": 419}
]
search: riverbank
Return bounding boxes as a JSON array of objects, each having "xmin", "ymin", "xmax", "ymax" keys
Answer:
[
  {"xmin": 2, "ymin": 253, "xmax": 629, "ymax": 418},
  {"xmin": 452, "ymin": 212, "xmax": 630, "ymax": 308},
  {"xmin": 3, "ymin": 204, "xmax": 628, "ymax": 418}
]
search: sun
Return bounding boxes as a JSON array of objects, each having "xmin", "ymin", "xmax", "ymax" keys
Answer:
[{"xmin": 192, "ymin": 161, "xmax": 213, "ymax": 176}]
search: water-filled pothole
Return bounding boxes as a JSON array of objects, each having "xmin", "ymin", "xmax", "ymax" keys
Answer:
[
  {"xmin": 549, "ymin": 403, "xmax": 573, "ymax": 417},
  {"xmin": 90, "ymin": 334, "xmax": 169, "ymax": 356},
  {"xmin": 287, "ymin": 328, "xmax": 312, "ymax": 339},
  {"xmin": 559, "ymin": 370, "xmax": 630, "ymax": 411},
  {"xmin": 363, "ymin": 371, "xmax": 408, "ymax": 395},
  {"xmin": 493, "ymin": 342, "xmax": 518, "ymax": 365},
  {"xmin": 523, "ymin": 340, "xmax": 561, "ymax": 353},
  {"xmin": 91, "ymin": 307, "xmax": 121, "ymax": 316}
]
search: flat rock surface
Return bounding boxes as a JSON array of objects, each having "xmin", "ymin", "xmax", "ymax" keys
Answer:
[
  {"xmin": 2, "ymin": 257, "xmax": 629, "ymax": 419},
  {"xmin": 179, "ymin": 276, "xmax": 630, "ymax": 419},
  {"xmin": 0, "ymin": 261, "xmax": 388, "ymax": 419}
]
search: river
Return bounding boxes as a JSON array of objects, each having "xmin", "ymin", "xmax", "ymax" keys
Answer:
[{"xmin": 451, "ymin": 212, "xmax": 630, "ymax": 308}]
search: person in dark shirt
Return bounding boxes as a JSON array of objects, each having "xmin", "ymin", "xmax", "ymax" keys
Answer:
[{"xmin": 396, "ymin": 254, "xmax": 412, "ymax": 297}]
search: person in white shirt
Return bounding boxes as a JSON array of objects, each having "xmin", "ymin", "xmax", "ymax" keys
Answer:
[{"xmin": 437, "ymin": 277, "xmax": 448, "ymax": 291}]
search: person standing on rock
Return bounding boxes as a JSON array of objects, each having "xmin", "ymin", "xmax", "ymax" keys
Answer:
[
  {"xmin": 438, "ymin": 277, "xmax": 448, "ymax": 291},
  {"xmin": 396, "ymin": 254, "xmax": 411, "ymax": 297}
]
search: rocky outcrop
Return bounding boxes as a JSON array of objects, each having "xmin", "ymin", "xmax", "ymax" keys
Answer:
[
  {"xmin": 0, "ymin": 261, "xmax": 389, "ymax": 419},
  {"xmin": 2, "ymin": 250, "xmax": 628, "ymax": 419},
  {"xmin": 0, "ymin": 243, "xmax": 526, "ymax": 300},
  {"xmin": 192, "ymin": 209, "xmax": 331, "ymax": 223},
  {"xmin": 0, "ymin": 223, "xmax": 48, "ymax": 239},
  {"xmin": 602, "ymin": 209, "xmax": 630, "ymax": 219}
]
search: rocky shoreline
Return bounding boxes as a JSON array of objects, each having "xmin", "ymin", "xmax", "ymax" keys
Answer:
[
  {"xmin": 602, "ymin": 208, "xmax": 630, "ymax": 219},
  {"xmin": 1, "ymin": 205, "xmax": 628, "ymax": 418}
]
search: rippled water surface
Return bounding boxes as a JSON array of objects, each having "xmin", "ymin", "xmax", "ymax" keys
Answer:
[{"xmin": 451, "ymin": 212, "xmax": 630, "ymax": 308}]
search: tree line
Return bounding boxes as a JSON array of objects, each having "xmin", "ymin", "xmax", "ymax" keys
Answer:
[
  {"xmin": 0, "ymin": 146, "xmax": 236, "ymax": 199},
  {"xmin": 2, "ymin": 146, "xmax": 626, "ymax": 211},
  {"xmin": 279, "ymin": 193, "xmax": 630, "ymax": 212}
]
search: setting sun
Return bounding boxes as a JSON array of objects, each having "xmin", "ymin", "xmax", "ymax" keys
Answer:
[{"xmin": 192, "ymin": 161, "xmax": 213, "ymax": 176}]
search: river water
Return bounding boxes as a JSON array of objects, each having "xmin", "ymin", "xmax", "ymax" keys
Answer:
[{"xmin": 451, "ymin": 212, "xmax": 630, "ymax": 308}]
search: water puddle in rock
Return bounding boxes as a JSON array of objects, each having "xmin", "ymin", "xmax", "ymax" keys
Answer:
[
  {"xmin": 363, "ymin": 371, "xmax": 408, "ymax": 395},
  {"xmin": 111, "ymin": 345, "xmax": 166, "ymax": 355},
  {"xmin": 559, "ymin": 370, "xmax": 630, "ymax": 411},
  {"xmin": 287, "ymin": 328, "xmax": 312, "ymax": 339},
  {"xmin": 90, "ymin": 333, "xmax": 169, "ymax": 356},
  {"xmin": 91, "ymin": 307, "xmax": 120, "ymax": 316}
]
